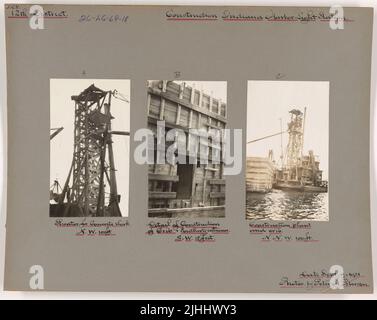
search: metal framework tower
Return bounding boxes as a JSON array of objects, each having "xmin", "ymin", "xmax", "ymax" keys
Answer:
[
  {"xmin": 285, "ymin": 108, "xmax": 306, "ymax": 173},
  {"xmin": 57, "ymin": 84, "xmax": 125, "ymax": 217}
]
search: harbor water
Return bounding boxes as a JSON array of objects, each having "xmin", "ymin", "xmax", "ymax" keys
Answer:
[{"xmin": 246, "ymin": 189, "xmax": 328, "ymax": 221}]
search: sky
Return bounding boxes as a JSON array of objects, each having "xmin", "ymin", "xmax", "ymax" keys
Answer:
[
  {"xmin": 247, "ymin": 81, "xmax": 329, "ymax": 179},
  {"xmin": 50, "ymin": 79, "xmax": 130, "ymax": 217}
]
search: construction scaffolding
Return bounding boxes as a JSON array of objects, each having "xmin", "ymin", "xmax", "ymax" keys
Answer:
[
  {"xmin": 285, "ymin": 108, "xmax": 305, "ymax": 174},
  {"xmin": 50, "ymin": 84, "xmax": 128, "ymax": 217},
  {"xmin": 247, "ymin": 107, "xmax": 327, "ymax": 193},
  {"xmin": 147, "ymin": 80, "xmax": 227, "ymax": 217}
]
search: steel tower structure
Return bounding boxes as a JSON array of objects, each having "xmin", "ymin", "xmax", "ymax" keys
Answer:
[
  {"xmin": 285, "ymin": 108, "xmax": 306, "ymax": 175},
  {"xmin": 57, "ymin": 84, "xmax": 126, "ymax": 217}
]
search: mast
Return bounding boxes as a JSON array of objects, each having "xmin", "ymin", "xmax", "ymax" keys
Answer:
[
  {"xmin": 286, "ymin": 109, "xmax": 304, "ymax": 181},
  {"xmin": 301, "ymin": 107, "xmax": 307, "ymax": 162},
  {"xmin": 279, "ymin": 118, "xmax": 283, "ymax": 169}
]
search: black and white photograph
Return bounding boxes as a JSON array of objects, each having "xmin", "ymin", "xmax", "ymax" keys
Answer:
[
  {"xmin": 49, "ymin": 79, "xmax": 130, "ymax": 217},
  {"xmin": 147, "ymin": 80, "xmax": 227, "ymax": 218},
  {"xmin": 2, "ymin": 1, "xmax": 376, "ymax": 298},
  {"xmin": 246, "ymin": 81, "xmax": 329, "ymax": 221}
]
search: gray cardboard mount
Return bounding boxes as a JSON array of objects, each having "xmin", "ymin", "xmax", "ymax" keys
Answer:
[{"xmin": 3, "ymin": 4, "xmax": 374, "ymax": 293}]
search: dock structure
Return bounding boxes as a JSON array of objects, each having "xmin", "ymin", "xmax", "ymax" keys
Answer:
[
  {"xmin": 246, "ymin": 151, "xmax": 275, "ymax": 193},
  {"xmin": 147, "ymin": 80, "xmax": 226, "ymax": 217}
]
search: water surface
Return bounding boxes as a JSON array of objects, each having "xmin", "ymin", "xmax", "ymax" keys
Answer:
[{"xmin": 246, "ymin": 189, "xmax": 328, "ymax": 221}]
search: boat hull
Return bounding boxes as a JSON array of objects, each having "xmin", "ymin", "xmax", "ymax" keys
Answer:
[
  {"xmin": 303, "ymin": 185, "xmax": 328, "ymax": 193},
  {"xmin": 273, "ymin": 183, "xmax": 304, "ymax": 192},
  {"xmin": 273, "ymin": 183, "xmax": 327, "ymax": 193}
]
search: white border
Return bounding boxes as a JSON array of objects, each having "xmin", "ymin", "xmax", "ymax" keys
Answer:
[{"xmin": 0, "ymin": 0, "xmax": 376, "ymax": 300}]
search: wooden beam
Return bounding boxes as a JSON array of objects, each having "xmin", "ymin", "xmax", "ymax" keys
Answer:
[
  {"xmin": 148, "ymin": 116, "xmax": 213, "ymax": 139},
  {"xmin": 148, "ymin": 87, "xmax": 227, "ymax": 123},
  {"xmin": 148, "ymin": 205, "xmax": 225, "ymax": 215},
  {"xmin": 149, "ymin": 173, "xmax": 179, "ymax": 182},
  {"xmin": 209, "ymin": 179, "xmax": 225, "ymax": 185},
  {"xmin": 210, "ymin": 192, "xmax": 225, "ymax": 198},
  {"xmin": 110, "ymin": 131, "xmax": 130, "ymax": 136},
  {"xmin": 149, "ymin": 191, "xmax": 177, "ymax": 199}
]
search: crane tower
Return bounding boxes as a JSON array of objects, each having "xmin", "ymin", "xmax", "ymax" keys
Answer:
[
  {"xmin": 285, "ymin": 108, "xmax": 305, "ymax": 171},
  {"xmin": 52, "ymin": 84, "xmax": 127, "ymax": 217}
]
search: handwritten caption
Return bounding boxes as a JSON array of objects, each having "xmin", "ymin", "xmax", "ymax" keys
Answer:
[
  {"xmin": 6, "ymin": 4, "xmax": 68, "ymax": 19},
  {"xmin": 280, "ymin": 270, "xmax": 369, "ymax": 291},
  {"xmin": 146, "ymin": 220, "xmax": 230, "ymax": 243},
  {"xmin": 165, "ymin": 9, "xmax": 353, "ymax": 23},
  {"xmin": 249, "ymin": 222, "xmax": 319, "ymax": 243},
  {"xmin": 54, "ymin": 218, "xmax": 129, "ymax": 237},
  {"xmin": 79, "ymin": 14, "xmax": 129, "ymax": 23}
]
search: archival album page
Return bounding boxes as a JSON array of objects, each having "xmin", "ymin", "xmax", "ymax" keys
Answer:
[{"xmin": 3, "ymin": 4, "xmax": 374, "ymax": 293}]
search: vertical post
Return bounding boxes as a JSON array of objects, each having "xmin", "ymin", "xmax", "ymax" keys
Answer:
[
  {"xmin": 106, "ymin": 93, "xmax": 121, "ymax": 217},
  {"xmin": 83, "ymin": 99, "xmax": 90, "ymax": 216},
  {"xmin": 191, "ymin": 160, "xmax": 197, "ymax": 207},
  {"xmin": 218, "ymin": 99, "xmax": 222, "ymax": 115},
  {"xmin": 188, "ymin": 110, "xmax": 193, "ymax": 128},
  {"xmin": 108, "ymin": 142, "xmax": 118, "ymax": 197},
  {"xmin": 188, "ymin": 110, "xmax": 193, "ymax": 153},
  {"xmin": 96, "ymin": 92, "xmax": 111, "ymax": 216},
  {"xmin": 209, "ymin": 91, "xmax": 213, "ymax": 112},
  {"xmin": 176, "ymin": 104, "xmax": 181, "ymax": 125},
  {"xmin": 160, "ymin": 98, "xmax": 165, "ymax": 120},
  {"xmin": 202, "ymin": 167, "xmax": 207, "ymax": 204},
  {"xmin": 190, "ymin": 84, "xmax": 195, "ymax": 104},
  {"xmin": 301, "ymin": 107, "xmax": 307, "ymax": 160},
  {"xmin": 179, "ymin": 82, "xmax": 184, "ymax": 99},
  {"xmin": 59, "ymin": 159, "xmax": 74, "ymax": 205},
  {"xmin": 107, "ymin": 94, "xmax": 117, "ymax": 197},
  {"xmin": 147, "ymin": 93, "xmax": 151, "ymax": 115},
  {"xmin": 280, "ymin": 118, "xmax": 283, "ymax": 169},
  {"xmin": 168, "ymin": 163, "xmax": 173, "ymax": 192}
]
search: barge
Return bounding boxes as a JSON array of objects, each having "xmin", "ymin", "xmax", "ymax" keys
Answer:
[{"xmin": 247, "ymin": 108, "xmax": 328, "ymax": 194}]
